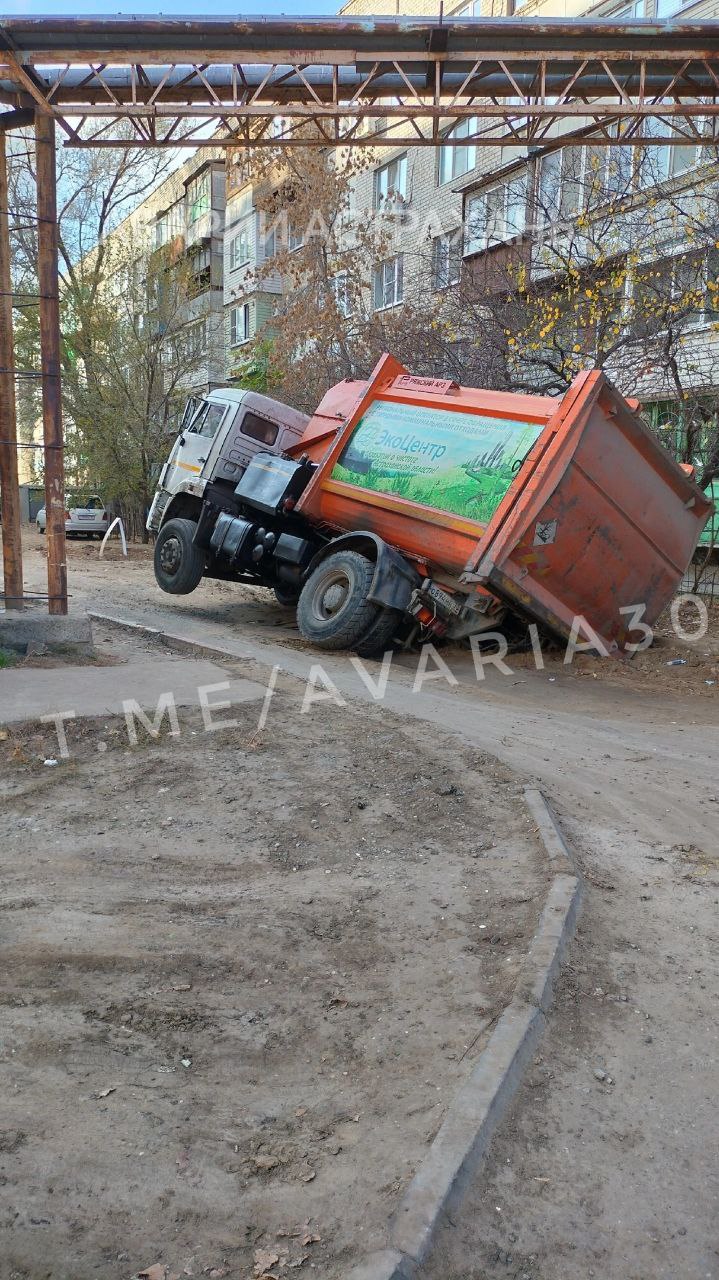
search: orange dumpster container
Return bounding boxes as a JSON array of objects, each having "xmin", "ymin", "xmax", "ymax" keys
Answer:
[
  {"xmin": 293, "ymin": 355, "xmax": 713, "ymax": 654},
  {"xmin": 463, "ymin": 369, "xmax": 714, "ymax": 652}
]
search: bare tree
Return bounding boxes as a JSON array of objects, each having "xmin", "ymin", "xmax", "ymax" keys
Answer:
[{"xmin": 61, "ymin": 233, "xmax": 209, "ymax": 539}]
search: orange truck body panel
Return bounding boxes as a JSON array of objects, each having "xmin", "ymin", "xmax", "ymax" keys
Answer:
[{"xmin": 291, "ymin": 355, "xmax": 713, "ymax": 653}]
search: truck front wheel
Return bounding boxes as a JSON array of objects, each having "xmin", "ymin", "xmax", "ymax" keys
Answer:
[
  {"xmin": 154, "ymin": 518, "xmax": 205, "ymax": 595},
  {"xmin": 297, "ymin": 550, "xmax": 380, "ymax": 651}
]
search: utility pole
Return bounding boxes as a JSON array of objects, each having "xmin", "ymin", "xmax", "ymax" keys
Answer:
[
  {"xmin": 35, "ymin": 110, "xmax": 67, "ymax": 616},
  {"xmin": 0, "ymin": 128, "xmax": 24, "ymax": 610}
]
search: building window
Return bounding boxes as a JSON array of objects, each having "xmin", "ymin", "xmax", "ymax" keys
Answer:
[
  {"xmin": 229, "ymin": 188, "xmax": 254, "ymax": 220},
  {"xmin": 610, "ymin": 0, "xmax": 644, "ymax": 16},
  {"xmin": 365, "ymin": 95, "xmax": 402, "ymax": 137},
  {"xmin": 186, "ymin": 171, "xmax": 211, "ymax": 225},
  {"xmin": 230, "ymin": 303, "xmax": 251, "ymax": 348},
  {"xmin": 229, "ymin": 152, "xmax": 250, "ymax": 191},
  {"xmin": 438, "ymin": 118, "xmax": 478, "ymax": 185},
  {"xmin": 672, "ymin": 250, "xmax": 719, "ymax": 324},
  {"xmin": 373, "ymin": 154, "xmax": 408, "ymax": 210},
  {"xmin": 179, "ymin": 319, "xmax": 207, "ymax": 362},
  {"xmin": 705, "ymin": 248, "xmax": 719, "ymax": 319},
  {"xmin": 452, "ymin": 0, "xmax": 482, "ymax": 13},
  {"xmin": 188, "ymin": 243, "xmax": 211, "ymax": 295},
  {"xmin": 639, "ymin": 117, "xmax": 698, "ymax": 186},
  {"xmin": 628, "ymin": 249, "xmax": 719, "ymax": 338},
  {"xmin": 464, "ymin": 173, "xmax": 526, "ymax": 255},
  {"xmin": 537, "ymin": 148, "xmax": 584, "ymax": 224},
  {"xmin": 373, "ymin": 255, "xmax": 404, "ymax": 310},
  {"xmin": 263, "ymin": 226, "xmax": 277, "ymax": 260},
  {"xmin": 155, "ymin": 205, "xmax": 181, "ymax": 248},
  {"xmin": 655, "ymin": 0, "xmax": 690, "ymax": 14},
  {"xmin": 288, "ymin": 222, "xmax": 304, "ymax": 252},
  {"xmin": 330, "ymin": 271, "xmax": 351, "ymax": 317},
  {"xmin": 433, "ymin": 233, "xmax": 462, "ymax": 289},
  {"xmin": 229, "ymin": 227, "xmax": 251, "ymax": 270},
  {"xmin": 601, "ymin": 124, "xmax": 635, "ymax": 200}
]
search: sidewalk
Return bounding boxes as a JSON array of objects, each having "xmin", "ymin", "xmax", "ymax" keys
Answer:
[{"xmin": 0, "ymin": 656, "xmax": 266, "ymax": 724}]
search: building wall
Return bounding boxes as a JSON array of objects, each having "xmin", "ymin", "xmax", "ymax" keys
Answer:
[
  {"xmin": 338, "ymin": 0, "xmax": 719, "ymax": 408},
  {"xmin": 82, "ymin": 150, "xmax": 227, "ymax": 396},
  {"xmin": 222, "ymin": 159, "xmax": 292, "ymax": 379},
  {"xmin": 87, "ymin": 0, "xmax": 719, "ymax": 413}
]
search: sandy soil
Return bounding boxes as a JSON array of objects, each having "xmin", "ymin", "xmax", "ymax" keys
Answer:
[
  {"xmin": 420, "ymin": 816, "xmax": 719, "ymax": 1280},
  {"xmin": 3, "ymin": 529, "xmax": 718, "ymax": 1280},
  {"xmin": 0, "ymin": 626, "xmax": 546, "ymax": 1280},
  {"xmin": 13, "ymin": 528, "xmax": 719, "ymax": 700}
]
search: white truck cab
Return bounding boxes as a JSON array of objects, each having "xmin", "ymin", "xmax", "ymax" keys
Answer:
[{"xmin": 147, "ymin": 387, "xmax": 309, "ymax": 535}]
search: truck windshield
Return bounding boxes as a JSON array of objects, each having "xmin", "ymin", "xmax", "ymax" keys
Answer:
[
  {"xmin": 189, "ymin": 402, "xmax": 226, "ymax": 439},
  {"xmin": 181, "ymin": 396, "xmax": 206, "ymax": 434}
]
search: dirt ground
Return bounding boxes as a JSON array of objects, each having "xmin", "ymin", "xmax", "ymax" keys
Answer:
[
  {"xmin": 3, "ymin": 528, "xmax": 718, "ymax": 1280},
  {"xmin": 14, "ymin": 528, "xmax": 719, "ymax": 699},
  {"xmin": 0, "ymin": 625, "xmax": 546, "ymax": 1280}
]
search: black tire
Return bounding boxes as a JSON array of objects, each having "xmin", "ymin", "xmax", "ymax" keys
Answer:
[
  {"xmin": 37, "ymin": 525, "xmax": 45, "ymax": 536},
  {"xmin": 154, "ymin": 518, "xmax": 205, "ymax": 595},
  {"xmin": 353, "ymin": 606, "xmax": 403, "ymax": 658},
  {"xmin": 274, "ymin": 583, "xmax": 300, "ymax": 608},
  {"xmin": 297, "ymin": 550, "xmax": 379, "ymax": 651}
]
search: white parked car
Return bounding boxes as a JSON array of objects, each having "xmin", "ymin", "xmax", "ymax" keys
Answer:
[{"xmin": 37, "ymin": 495, "xmax": 110, "ymax": 539}]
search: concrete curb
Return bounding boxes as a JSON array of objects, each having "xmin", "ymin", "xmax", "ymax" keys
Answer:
[
  {"xmin": 348, "ymin": 790, "xmax": 583, "ymax": 1280},
  {"xmin": 87, "ymin": 614, "xmax": 582, "ymax": 1280},
  {"xmin": 88, "ymin": 611, "xmax": 264, "ymax": 667}
]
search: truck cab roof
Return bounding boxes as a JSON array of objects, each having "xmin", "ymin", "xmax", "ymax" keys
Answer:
[{"xmin": 205, "ymin": 386, "xmax": 309, "ymax": 436}]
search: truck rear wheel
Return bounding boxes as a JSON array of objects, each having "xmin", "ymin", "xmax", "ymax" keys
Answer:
[
  {"xmin": 297, "ymin": 550, "xmax": 379, "ymax": 651},
  {"xmin": 353, "ymin": 606, "xmax": 403, "ymax": 658},
  {"xmin": 274, "ymin": 583, "xmax": 300, "ymax": 608},
  {"xmin": 154, "ymin": 518, "xmax": 205, "ymax": 595}
]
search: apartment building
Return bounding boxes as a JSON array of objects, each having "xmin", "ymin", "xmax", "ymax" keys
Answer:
[
  {"xmin": 84, "ymin": 149, "xmax": 227, "ymax": 398},
  {"xmin": 336, "ymin": 0, "xmax": 719, "ymax": 436},
  {"xmin": 146, "ymin": 155, "xmax": 227, "ymax": 396},
  {"xmin": 223, "ymin": 151, "xmax": 284, "ymax": 378},
  {"xmin": 100, "ymin": 0, "xmax": 716, "ymax": 437}
]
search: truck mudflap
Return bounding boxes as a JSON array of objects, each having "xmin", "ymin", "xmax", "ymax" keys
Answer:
[
  {"xmin": 463, "ymin": 371, "xmax": 714, "ymax": 654},
  {"xmin": 305, "ymin": 532, "xmax": 421, "ymax": 612}
]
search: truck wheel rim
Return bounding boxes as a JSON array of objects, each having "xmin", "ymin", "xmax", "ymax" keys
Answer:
[
  {"xmin": 159, "ymin": 535, "xmax": 182, "ymax": 575},
  {"xmin": 314, "ymin": 570, "xmax": 350, "ymax": 620}
]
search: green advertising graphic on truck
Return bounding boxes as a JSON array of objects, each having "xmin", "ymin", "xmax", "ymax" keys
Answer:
[{"xmin": 332, "ymin": 400, "xmax": 544, "ymax": 524}]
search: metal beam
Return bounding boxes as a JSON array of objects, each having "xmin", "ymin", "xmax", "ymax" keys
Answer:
[
  {"xmin": 65, "ymin": 131, "xmax": 718, "ymax": 149},
  {"xmin": 35, "ymin": 110, "xmax": 67, "ymax": 617},
  {"xmin": 0, "ymin": 128, "xmax": 23, "ymax": 610},
  {"xmin": 1, "ymin": 18, "xmax": 719, "ymax": 151}
]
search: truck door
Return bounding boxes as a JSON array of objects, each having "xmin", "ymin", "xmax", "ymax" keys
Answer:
[
  {"xmin": 163, "ymin": 400, "xmax": 228, "ymax": 494},
  {"xmin": 212, "ymin": 407, "xmax": 283, "ymax": 484}
]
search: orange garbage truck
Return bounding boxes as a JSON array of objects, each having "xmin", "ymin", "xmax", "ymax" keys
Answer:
[{"xmin": 148, "ymin": 353, "xmax": 713, "ymax": 656}]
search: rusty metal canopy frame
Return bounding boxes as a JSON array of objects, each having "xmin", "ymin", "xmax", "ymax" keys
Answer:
[{"xmin": 1, "ymin": 15, "xmax": 719, "ymax": 150}]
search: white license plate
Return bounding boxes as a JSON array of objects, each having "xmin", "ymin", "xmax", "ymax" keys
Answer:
[{"xmin": 426, "ymin": 583, "xmax": 462, "ymax": 616}]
